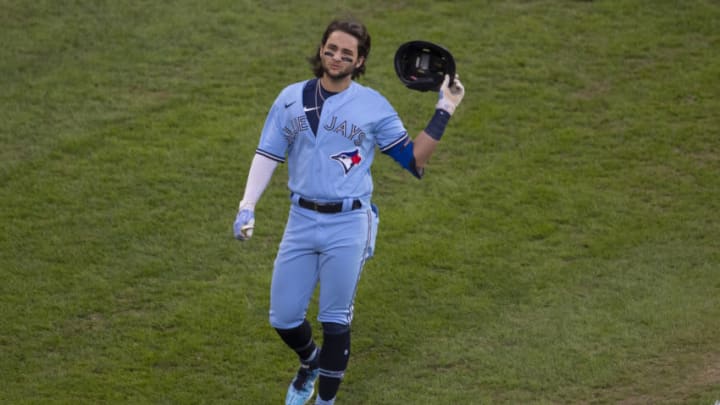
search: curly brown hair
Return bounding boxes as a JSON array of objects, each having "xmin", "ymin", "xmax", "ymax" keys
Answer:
[{"xmin": 308, "ymin": 19, "xmax": 371, "ymax": 79}]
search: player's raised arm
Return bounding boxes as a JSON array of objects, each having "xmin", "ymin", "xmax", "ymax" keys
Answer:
[
  {"xmin": 381, "ymin": 74, "xmax": 465, "ymax": 178},
  {"xmin": 413, "ymin": 73, "xmax": 465, "ymax": 171}
]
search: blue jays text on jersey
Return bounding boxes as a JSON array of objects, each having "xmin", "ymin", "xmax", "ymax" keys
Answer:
[{"xmin": 323, "ymin": 115, "xmax": 367, "ymax": 146}]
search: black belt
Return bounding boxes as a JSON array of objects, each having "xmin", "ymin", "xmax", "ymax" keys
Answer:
[{"xmin": 298, "ymin": 197, "xmax": 362, "ymax": 213}]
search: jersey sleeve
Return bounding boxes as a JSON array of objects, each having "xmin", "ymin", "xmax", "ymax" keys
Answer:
[
  {"xmin": 256, "ymin": 95, "xmax": 290, "ymax": 163},
  {"xmin": 367, "ymin": 90, "xmax": 422, "ymax": 178},
  {"xmin": 371, "ymin": 96, "xmax": 409, "ymax": 152}
]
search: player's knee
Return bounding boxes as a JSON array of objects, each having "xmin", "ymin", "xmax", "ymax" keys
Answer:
[{"xmin": 269, "ymin": 309, "xmax": 306, "ymax": 330}]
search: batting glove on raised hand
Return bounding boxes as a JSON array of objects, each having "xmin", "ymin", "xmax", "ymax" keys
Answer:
[
  {"xmin": 233, "ymin": 209, "xmax": 255, "ymax": 241},
  {"xmin": 436, "ymin": 74, "xmax": 465, "ymax": 115}
]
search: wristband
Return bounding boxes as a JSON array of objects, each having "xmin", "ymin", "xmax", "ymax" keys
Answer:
[{"xmin": 424, "ymin": 109, "xmax": 451, "ymax": 141}]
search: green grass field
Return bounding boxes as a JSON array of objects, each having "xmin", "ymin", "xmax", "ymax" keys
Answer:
[{"xmin": 2, "ymin": 0, "xmax": 719, "ymax": 403}]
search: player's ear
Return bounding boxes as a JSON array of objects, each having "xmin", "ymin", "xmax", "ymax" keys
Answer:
[{"xmin": 355, "ymin": 56, "xmax": 365, "ymax": 69}]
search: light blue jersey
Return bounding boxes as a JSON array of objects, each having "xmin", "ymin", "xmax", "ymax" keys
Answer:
[{"xmin": 256, "ymin": 80, "xmax": 408, "ymax": 201}]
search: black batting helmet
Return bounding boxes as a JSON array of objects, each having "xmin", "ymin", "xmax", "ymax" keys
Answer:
[{"xmin": 394, "ymin": 40, "xmax": 455, "ymax": 92}]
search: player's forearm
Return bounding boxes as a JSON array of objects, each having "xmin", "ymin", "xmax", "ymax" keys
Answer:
[
  {"xmin": 238, "ymin": 153, "xmax": 279, "ymax": 211},
  {"xmin": 412, "ymin": 73, "xmax": 465, "ymax": 171},
  {"xmin": 413, "ymin": 107, "xmax": 450, "ymax": 169},
  {"xmin": 413, "ymin": 131, "xmax": 439, "ymax": 169}
]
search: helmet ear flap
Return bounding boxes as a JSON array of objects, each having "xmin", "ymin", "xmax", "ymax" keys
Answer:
[{"xmin": 394, "ymin": 41, "xmax": 455, "ymax": 92}]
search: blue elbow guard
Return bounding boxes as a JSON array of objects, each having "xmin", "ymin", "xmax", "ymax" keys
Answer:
[{"xmin": 384, "ymin": 140, "xmax": 422, "ymax": 179}]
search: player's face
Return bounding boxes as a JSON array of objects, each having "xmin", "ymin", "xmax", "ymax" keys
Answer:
[{"xmin": 320, "ymin": 31, "xmax": 364, "ymax": 81}]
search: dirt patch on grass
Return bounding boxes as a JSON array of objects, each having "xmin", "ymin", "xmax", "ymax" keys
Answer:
[{"xmin": 614, "ymin": 353, "xmax": 720, "ymax": 404}]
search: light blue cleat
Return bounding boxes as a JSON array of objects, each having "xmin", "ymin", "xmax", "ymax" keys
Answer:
[{"xmin": 285, "ymin": 364, "xmax": 320, "ymax": 405}]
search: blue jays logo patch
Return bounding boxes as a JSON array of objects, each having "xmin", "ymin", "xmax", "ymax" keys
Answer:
[{"xmin": 331, "ymin": 149, "xmax": 363, "ymax": 175}]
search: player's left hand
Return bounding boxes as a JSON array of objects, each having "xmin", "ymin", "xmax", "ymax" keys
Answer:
[
  {"xmin": 233, "ymin": 209, "xmax": 255, "ymax": 241},
  {"xmin": 436, "ymin": 74, "xmax": 465, "ymax": 115}
]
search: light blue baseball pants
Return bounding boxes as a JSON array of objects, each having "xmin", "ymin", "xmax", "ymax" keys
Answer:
[{"xmin": 269, "ymin": 199, "xmax": 378, "ymax": 329}]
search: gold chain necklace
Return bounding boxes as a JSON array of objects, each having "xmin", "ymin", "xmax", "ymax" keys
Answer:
[{"xmin": 314, "ymin": 79, "xmax": 325, "ymax": 121}]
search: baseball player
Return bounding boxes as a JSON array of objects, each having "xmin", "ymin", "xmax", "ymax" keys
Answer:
[{"xmin": 233, "ymin": 19, "xmax": 464, "ymax": 405}]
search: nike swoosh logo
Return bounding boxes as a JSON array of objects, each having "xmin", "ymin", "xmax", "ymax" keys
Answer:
[
  {"xmin": 304, "ymin": 106, "xmax": 319, "ymax": 112},
  {"xmin": 284, "ymin": 101, "xmax": 296, "ymax": 109}
]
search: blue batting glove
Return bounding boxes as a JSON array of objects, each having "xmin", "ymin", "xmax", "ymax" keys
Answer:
[{"xmin": 233, "ymin": 209, "xmax": 255, "ymax": 241}]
